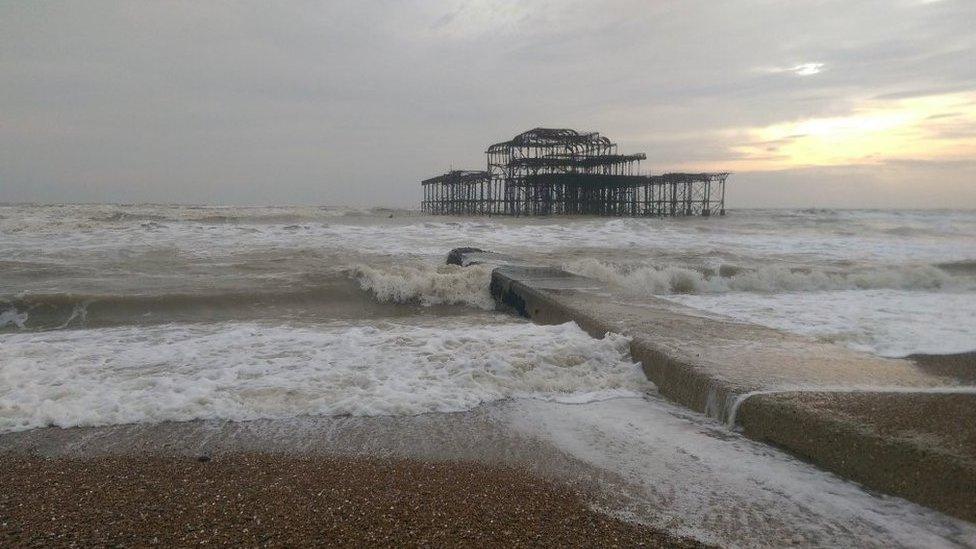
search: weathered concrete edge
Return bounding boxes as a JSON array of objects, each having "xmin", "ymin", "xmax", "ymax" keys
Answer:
[
  {"xmin": 488, "ymin": 270, "xmax": 737, "ymax": 416},
  {"xmin": 486, "ymin": 261, "xmax": 976, "ymax": 523},
  {"xmin": 738, "ymin": 395, "xmax": 976, "ymax": 523}
]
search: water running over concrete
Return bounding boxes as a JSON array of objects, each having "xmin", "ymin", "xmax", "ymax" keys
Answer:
[
  {"xmin": 454, "ymin": 247, "xmax": 976, "ymax": 523},
  {"xmin": 725, "ymin": 386, "xmax": 976, "ymax": 429}
]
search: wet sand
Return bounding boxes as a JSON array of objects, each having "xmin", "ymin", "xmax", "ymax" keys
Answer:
[
  {"xmin": 0, "ymin": 453, "xmax": 702, "ymax": 548},
  {"xmin": 3, "ymin": 400, "xmax": 975, "ymax": 547}
]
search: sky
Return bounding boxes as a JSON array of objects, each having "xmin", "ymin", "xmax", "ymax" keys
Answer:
[{"xmin": 2, "ymin": 0, "xmax": 975, "ymax": 208}]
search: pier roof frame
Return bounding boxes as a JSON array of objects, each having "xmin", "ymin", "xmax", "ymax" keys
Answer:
[
  {"xmin": 421, "ymin": 170, "xmax": 490, "ymax": 186},
  {"xmin": 486, "ymin": 127, "xmax": 613, "ymax": 154}
]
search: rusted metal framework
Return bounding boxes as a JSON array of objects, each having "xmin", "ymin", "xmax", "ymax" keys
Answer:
[
  {"xmin": 421, "ymin": 170, "xmax": 491, "ymax": 215},
  {"xmin": 421, "ymin": 128, "xmax": 729, "ymax": 216}
]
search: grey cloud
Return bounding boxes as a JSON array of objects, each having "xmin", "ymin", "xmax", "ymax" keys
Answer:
[{"xmin": 1, "ymin": 0, "xmax": 974, "ymax": 207}]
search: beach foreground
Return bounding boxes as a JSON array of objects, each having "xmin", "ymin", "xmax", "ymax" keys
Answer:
[
  {"xmin": 0, "ymin": 454, "xmax": 702, "ymax": 548},
  {"xmin": 3, "ymin": 400, "xmax": 976, "ymax": 547}
]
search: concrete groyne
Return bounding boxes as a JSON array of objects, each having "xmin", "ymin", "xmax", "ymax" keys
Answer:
[{"xmin": 449, "ymin": 248, "xmax": 976, "ymax": 523}]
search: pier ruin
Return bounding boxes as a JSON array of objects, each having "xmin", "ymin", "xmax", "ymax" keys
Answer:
[{"xmin": 422, "ymin": 128, "xmax": 729, "ymax": 217}]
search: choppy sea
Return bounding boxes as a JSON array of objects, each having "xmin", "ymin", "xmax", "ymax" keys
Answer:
[
  {"xmin": 2, "ymin": 204, "xmax": 975, "ymax": 433},
  {"xmin": 4, "ymin": 203, "xmax": 976, "ymax": 546}
]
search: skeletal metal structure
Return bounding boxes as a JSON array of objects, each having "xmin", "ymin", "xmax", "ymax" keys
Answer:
[{"xmin": 422, "ymin": 128, "xmax": 729, "ymax": 216}]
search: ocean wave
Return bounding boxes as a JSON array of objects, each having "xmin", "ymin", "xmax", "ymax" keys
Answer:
[
  {"xmin": 0, "ymin": 205, "xmax": 420, "ymax": 234},
  {"xmin": 5, "ymin": 205, "xmax": 976, "ymax": 267},
  {"xmin": 165, "ymin": 206, "xmax": 414, "ymax": 224},
  {"xmin": 935, "ymin": 260, "xmax": 976, "ymax": 275},
  {"xmin": 0, "ymin": 283, "xmax": 355, "ymax": 331},
  {"xmin": 88, "ymin": 212, "xmax": 172, "ymax": 223},
  {"xmin": 2, "ymin": 290, "xmax": 330, "ymax": 315},
  {"xmin": 0, "ymin": 263, "xmax": 497, "ymax": 331},
  {"xmin": 799, "ymin": 208, "xmax": 838, "ymax": 214},
  {"xmin": 565, "ymin": 258, "xmax": 969, "ymax": 295},
  {"xmin": 0, "ymin": 320, "xmax": 646, "ymax": 433},
  {"xmin": 353, "ymin": 263, "xmax": 495, "ymax": 310}
]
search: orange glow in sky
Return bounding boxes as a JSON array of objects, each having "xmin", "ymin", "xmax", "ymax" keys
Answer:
[{"xmin": 727, "ymin": 92, "xmax": 976, "ymax": 171}]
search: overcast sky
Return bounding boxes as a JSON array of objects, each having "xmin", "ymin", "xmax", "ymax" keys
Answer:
[{"xmin": 2, "ymin": 0, "xmax": 975, "ymax": 208}]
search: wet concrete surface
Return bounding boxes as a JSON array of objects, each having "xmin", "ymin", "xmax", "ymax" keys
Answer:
[{"xmin": 465, "ymin": 248, "xmax": 976, "ymax": 524}]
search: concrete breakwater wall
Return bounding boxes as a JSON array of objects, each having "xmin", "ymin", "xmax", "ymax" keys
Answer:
[{"xmin": 448, "ymin": 248, "xmax": 976, "ymax": 523}]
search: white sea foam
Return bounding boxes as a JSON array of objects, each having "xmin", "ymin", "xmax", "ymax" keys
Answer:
[
  {"xmin": 4, "ymin": 205, "xmax": 976, "ymax": 264},
  {"xmin": 565, "ymin": 258, "xmax": 968, "ymax": 295},
  {"xmin": 666, "ymin": 289, "xmax": 976, "ymax": 357},
  {"xmin": 0, "ymin": 307, "xmax": 29, "ymax": 329},
  {"xmin": 0, "ymin": 319, "xmax": 646, "ymax": 433},
  {"xmin": 562, "ymin": 259, "xmax": 976, "ymax": 355},
  {"xmin": 504, "ymin": 398, "xmax": 976, "ymax": 547},
  {"xmin": 3, "ymin": 204, "xmax": 976, "ymax": 357},
  {"xmin": 353, "ymin": 263, "xmax": 495, "ymax": 309}
]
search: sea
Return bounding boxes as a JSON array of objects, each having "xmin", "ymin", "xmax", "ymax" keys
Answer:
[{"xmin": 2, "ymin": 203, "xmax": 976, "ymax": 546}]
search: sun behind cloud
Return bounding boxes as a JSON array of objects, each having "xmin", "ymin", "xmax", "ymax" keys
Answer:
[{"xmin": 730, "ymin": 92, "xmax": 976, "ymax": 171}]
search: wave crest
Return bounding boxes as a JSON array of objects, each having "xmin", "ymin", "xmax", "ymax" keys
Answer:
[
  {"xmin": 565, "ymin": 258, "xmax": 967, "ymax": 295},
  {"xmin": 353, "ymin": 264, "xmax": 495, "ymax": 309},
  {"xmin": 0, "ymin": 320, "xmax": 645, "ymax": 432},
  {"xmin": 0, "ymin": 307, "xmax": 29, "ymax": 329}
]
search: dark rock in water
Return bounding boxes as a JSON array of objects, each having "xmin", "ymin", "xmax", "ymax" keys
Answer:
[
  {"xmin": 446, "ymin": 247, "xmax": 485, "ymax": 266},
  {"xmin": 197, "ymin": 455, "xmax": 211, "ymax": 463}
]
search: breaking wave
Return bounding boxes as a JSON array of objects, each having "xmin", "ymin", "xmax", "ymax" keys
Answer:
[
  {"xmin": 1, "ymin": 289, "xmax": 350, "ymax": 331},
  {"xmin": 936, "ymin": 260, "xmax": 976, "ymax": 276},
  {"xmin": 0, "ymin": 308, "xmax": 29, "ymax": 329},
  {"xmin": 1, "ymin": 263, "xmax": 497, "ymax": 331},
  {"xmin": 565, "ymin": 258, "xmax": 973, "ymax": 295},
  {"xmin": 353, "ymin": 263, "xmax": 495, "ymax": 310},
  {"xmin": 0, "ymin": 320, "xmax": 645, "ymax": 433}
]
